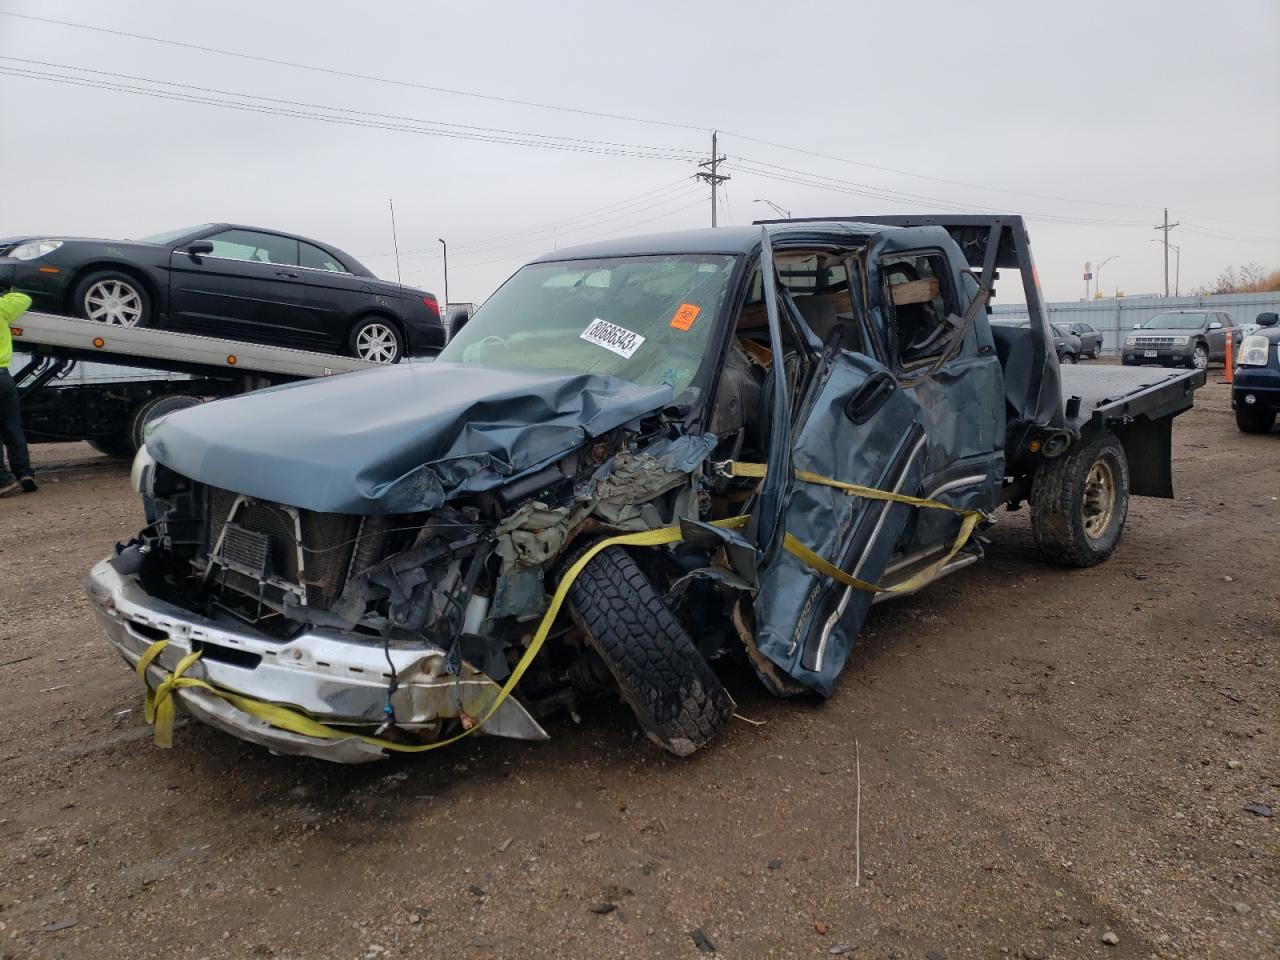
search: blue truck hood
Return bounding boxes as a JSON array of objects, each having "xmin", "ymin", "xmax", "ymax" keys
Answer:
[{"xmin": 146, "ymin": 362, "xmax": 674, "ymax": 514}]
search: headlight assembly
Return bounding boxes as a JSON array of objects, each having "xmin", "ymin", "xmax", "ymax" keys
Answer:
[
  {"xmin": 9, "ymin": 239, "xmax": 63, "ymax": 261},
  {"xmin": 130, "ymin": 444, "xmax": 157, "ymax": 496},
  {"xmin": 1172, "ymin": 336, "xmax": 1190, "ymax": 346},
  {"xmin": 1237, "ymin": 334, "xmax": 1271, "ymax": 367},
  {"xmin": 1125, "ymin": 336, "xmax": 1137, "ymax": 347}
]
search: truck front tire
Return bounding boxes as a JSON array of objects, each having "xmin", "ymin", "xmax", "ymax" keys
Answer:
[
  {"xmin": 1030, "ymin": 431, "xmax": 1130, "ymax": 567},
  {"xmin": 564, "ymin": 544, "xmax": 733, "ymax": 756},
  {"xmin": 1236, "ymin": 406, "xmax": 1276, "ymax": 434}
]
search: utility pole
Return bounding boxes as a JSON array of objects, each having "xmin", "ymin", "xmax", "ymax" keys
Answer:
[
  {"xmin": 696, "ymin": 130, "xmax": 730, "ymax": 227},
  {"xmin": 1149, "ymin": 239, "xmax": 1181, "ymax": 296},
  {"xmin": 437, "ymin": 238, "xmax": 448, "ymax": 313},
  {"xmin": 388, "ymin": 198, "xmax": 402, "ymax": 286},
  {"xmin": 1153, "ymin": 208, "xmax": 1180, "ymax": 297}
]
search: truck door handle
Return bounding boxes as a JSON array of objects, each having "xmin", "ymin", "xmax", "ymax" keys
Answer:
[
  {"xmin": 276, "ymin": 270, "xmax": 300, "ymax": 278},
  {"xmin": 845, "ymin": 370, "xmax": 897, "ymax": 424}
]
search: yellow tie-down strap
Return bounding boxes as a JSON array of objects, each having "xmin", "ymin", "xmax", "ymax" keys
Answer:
[{"xmin": 134, "ymin": 464, "xmax": 983, "ymax": 752}]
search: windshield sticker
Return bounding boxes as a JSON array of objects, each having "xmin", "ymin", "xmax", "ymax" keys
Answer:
[
  {"xmin": 670, "ymin": 303, "xmax": 701, "ymax": 331},
  {"xmin": 580, "ymin": 318, "xmax": 646, "ymax": 358}
]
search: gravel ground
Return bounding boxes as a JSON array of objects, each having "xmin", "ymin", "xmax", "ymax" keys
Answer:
[{"xmin": 0, "ymin": 378, "xmax": 1276, "ymax": 960}]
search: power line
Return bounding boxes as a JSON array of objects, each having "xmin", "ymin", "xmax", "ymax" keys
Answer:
[
  {"xmin": 445, "ymin": 180, "xmax": 701, "ymax": 253},
  {"xmin": 0, "ymin": 11, "xmax": 707, "ymax": 134},
  {"xmin": 0, "ymin": 62, "xmax": 700, "ymax": 162},
  {"xmin": 3, "ymin": 14, "xmax": 1274, "ymax": 238},
  {"xmin": 382, "ymin": 184, "xmax": 706, "ymax": 262},
  {"xmin": 5, "ymin": 9, "xmax": 1251, "ymax": 229},
  {"xmin": 720, "ymin": 129, "xmax": 1160, "ymax": 212},
  {"xmin": 724, "ymin": 157, "xmax": 1155, "ymax": 227},
  {"xmin": 448, "ymin": 196, "xmax": 709, "ymax": 270}
]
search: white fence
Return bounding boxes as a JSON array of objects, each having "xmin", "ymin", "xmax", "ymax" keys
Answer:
[{"xmin": 993, "ymin": 292, "xmax": 1280, "ymax": 355}]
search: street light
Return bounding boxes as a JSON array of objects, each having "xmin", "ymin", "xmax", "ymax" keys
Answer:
[
  {"xmin": 1149, "ymin": 238, "xmax": 1181, "ymax": 296},
  {"xmin": 438, "ymin": 238, "xmax": 448, "ymax": 316},
  {"xmin": 1094, "ymin": 255, "xmax": 1118, "ymax": 298},
  {"xmin": 753, "ymin": 198, "xmax": 791, "ymax": 219}
]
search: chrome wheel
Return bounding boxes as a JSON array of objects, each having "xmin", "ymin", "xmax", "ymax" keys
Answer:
[
  {"xmin": 84, "ymin": 279, "xmax": 143, "ymax": 326},
  {"xmin": 1192, "ymin": 345, "xmax": 1209, "ymax": 370},
  {"xmin": 1082, "ymin": 459, "xmax": 1116, "ymax": 539},
  {"xmin": 354, "ymin": 322, "xmax": 400, "ymax": 363}
]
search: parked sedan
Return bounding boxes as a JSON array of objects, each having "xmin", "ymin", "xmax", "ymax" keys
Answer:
[
  {"xmin": 1066, "ymin": 321, "xmax": 1103, "ymax": 359},
  {"xmin": 0, "ymin": 225, "xmax": 445, "ymax": 362},
  {"xmin": 992, "ymin": 318, "xmax": 1081, "ymax": 363}
]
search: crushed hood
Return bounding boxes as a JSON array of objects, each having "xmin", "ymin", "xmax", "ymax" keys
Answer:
[{"xmin": 146, "ymin": 362, "xmax": 674, "ymax": 514}]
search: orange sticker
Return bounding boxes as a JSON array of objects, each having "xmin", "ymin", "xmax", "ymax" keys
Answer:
[{"xmin": 670, "ymin": 303, "xmax": 701, "ymax": 330}]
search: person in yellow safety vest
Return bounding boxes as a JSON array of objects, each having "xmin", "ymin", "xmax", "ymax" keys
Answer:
[{"xmin": 0, "ymin": 291, "xmax": 38, "ymax": 498}]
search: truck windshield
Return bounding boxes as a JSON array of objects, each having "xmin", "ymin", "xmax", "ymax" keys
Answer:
[
  {"xmin": 439, "ymin": 254, "xmax": 738, "ymax": 399},
  {"xmin": 1143, "ymin": 313, "xmax": 1206, "ymax": 329}
]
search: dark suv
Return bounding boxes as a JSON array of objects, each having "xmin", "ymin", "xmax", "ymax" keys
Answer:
[{"xmin": 1123, "ymin": 311, "xmax": 1237, "ymax": 370}]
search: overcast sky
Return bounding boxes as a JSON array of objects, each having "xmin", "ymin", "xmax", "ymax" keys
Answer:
[{"xmin": 1, "ymin": 0, "xmax": 1277, "ymax": 305}]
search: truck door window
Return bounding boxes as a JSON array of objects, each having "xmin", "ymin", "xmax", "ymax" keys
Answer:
[{"xmin": 879, "ymin": 251, "xmax": 957, "ymax": 369}]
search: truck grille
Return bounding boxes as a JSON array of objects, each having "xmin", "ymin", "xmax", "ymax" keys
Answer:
[{"xmin": 206, "ymin": 487, "xmax": 360, "ymax": 608}]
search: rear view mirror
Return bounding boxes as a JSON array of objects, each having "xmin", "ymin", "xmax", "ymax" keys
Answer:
[
  {"xmin": 186, "ymin": 240, "xmax": 214, "ymax": 257},
  {"xmin": 1256, "ymin": 312, "xmax": 1277, "ymax": 327}
]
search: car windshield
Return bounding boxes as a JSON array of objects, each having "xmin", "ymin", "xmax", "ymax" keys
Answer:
[
  {"xmin": 136, "ymin": 225, "xmax": 214, "ymax": 245},
  {"xmin": 439, "ymin": 254, "xmax": 738, "ymax": 400},
  {"xmin": 1143, "ymin": 312, "xmax": 1206, "ymax": 329}
]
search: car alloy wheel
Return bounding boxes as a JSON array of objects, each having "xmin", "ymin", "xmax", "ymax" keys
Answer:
[
  {"xmin": 354, "ymin": 322, "xmax": 400, "ymax": 363},
  {"xmin": 1192, "ymin": 345, "xmax": 1209, "ymax": 370},
  {"xmin": 84, "ymin": 279, "xmax": 144, "ymax": 326},
  {"xmin": 1060, "ymin": 353, "xmax": 1076, "ymax": 364},
  {"xmin": 1081, "ymin": 459, "xmax": 1117, "ymax": 539}
]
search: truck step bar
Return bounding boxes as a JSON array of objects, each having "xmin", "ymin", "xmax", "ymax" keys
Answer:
[{"xmin": 10, "ymin": 310, "xmax": 380, "ymax": 382}]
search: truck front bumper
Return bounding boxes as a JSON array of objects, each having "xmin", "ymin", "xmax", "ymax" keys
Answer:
[
  {"xmin": 1232, "ymin": 368, "xmax": 1280, "ymax": 413},
  {"xmin": 86, "ymin": 558, "xmax": 547, "ymax": 763},
  {"xmin": 1121, "ymin": 347, "xmax": 1192, "ymax": 365}
]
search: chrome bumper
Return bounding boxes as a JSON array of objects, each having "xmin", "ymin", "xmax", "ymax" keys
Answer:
[{"xmin": 86, "ymin": 558, "xmax": 547, "ymax": 763}]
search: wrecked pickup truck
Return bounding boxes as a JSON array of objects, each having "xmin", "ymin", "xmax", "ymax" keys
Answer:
[{"xmin": 87, "ymin": 215, "xmax": 1204, "ymax": 763}]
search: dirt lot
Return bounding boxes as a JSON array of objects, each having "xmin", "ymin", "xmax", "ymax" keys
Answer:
[{"xmin": 0, "ymin": 378, "xmax": 1275, "ymax": 960}]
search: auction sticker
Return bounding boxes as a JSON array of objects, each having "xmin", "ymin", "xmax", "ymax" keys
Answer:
[
  {"xmin": 580, "ymin": 318, "xmax": 646, "ymax": 358},
  {"xmin": 670, "ymin": 303, "xmax": 701, "ymax": 330}
]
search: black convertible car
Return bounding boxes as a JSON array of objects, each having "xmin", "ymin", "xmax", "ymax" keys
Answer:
[{"xmin": 0, "ymin": 225, "xmax": 445, "ymax": 362}]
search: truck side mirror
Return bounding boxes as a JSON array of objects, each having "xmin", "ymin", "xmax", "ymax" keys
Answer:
[
  {"xmin": 1209, "ymin": 321, "xmax": 1222, "ymax": 329},
  {"xmin": 1256, "ymin": 312, "xmax": 1278, "ymax": 327},
  {"xmin": 1132, "ymin": 323, "xmax": 1142, "ymax": 329}
]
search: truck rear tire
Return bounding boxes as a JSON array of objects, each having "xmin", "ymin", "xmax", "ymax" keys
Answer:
[
  {"xmin": 129, "ymin": 394, "xmax": 203, "ymax": 453},
  {"xmin": 564, "ymin": 544, "xmax": 733, "ymax": 756},
  {"xmin": 1030, "ymin": 430, "xmax": 1129, "ymax": 567},
  {"xmin": 1236, "ymin": 406, "xmax": 1276, "ymax": 434}
]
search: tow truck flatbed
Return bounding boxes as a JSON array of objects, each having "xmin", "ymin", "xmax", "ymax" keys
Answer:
[{"xmin": 11, "ymin": 310, "xmax": 379, "ymax": 380}]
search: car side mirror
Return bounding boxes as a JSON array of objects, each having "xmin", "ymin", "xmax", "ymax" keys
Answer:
[
  {"xmin": 1132, "ymin": 323, "xmax": 1143, "ymax": 329},
  {"xmin": 1256, "ymin": 312, "xmax": 1277, "ymax": 327},
  {"xmin": 185, "ymin": 240, "xmax": 214, "ymax": 257},
  {"xmin": 1209, "ymin": 321, "xmax": 1222, "ymax": 329}
]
